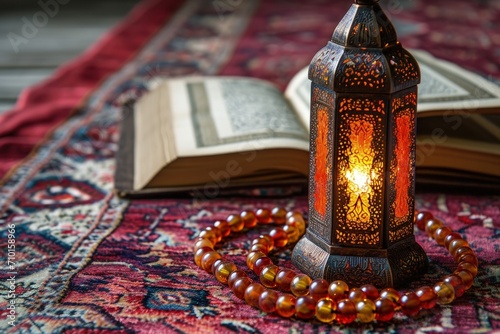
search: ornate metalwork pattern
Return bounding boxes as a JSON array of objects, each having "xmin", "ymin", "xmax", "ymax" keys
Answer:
[
  {"xmin": 375, "ymin": 6, "xmax": 397, "ymax": 47},
  {"xmin": 336, "ymin": 50, "xmax": 388, "ymax": 92},
  {"xmin": 324, "ymin": 255, "xmax": 389, "ymax": 288},
  {"xmin": 339, "ymin": 97, "xmax": 385, "ymax": 114},
  {"xmin": 331, "ymin": 5, "xmax": 357, "ymax": 45},
  {"xmin": 391, "ymin": 90, "xmax": 417, "ymax": 110},
  {"xmin": 347, "ymin": 7, "xmax": 380, "ymax": 47},
  {"xmin": 332, "ymin": 2, "xmax": 397, "ymax": 49},
  {"xmin": 385, "ymin": 46, "xmax": 420, "ymax": 91},
  {"xmin": 291, "ymin": 238, "xmax": 329, "ymax": 279},
  {"xmin": 309, "ymin": 42, "xmax": 342, "ymax": 87},
  {"xmin": 335, "ymin": 229, "xmax": 380, "ymax": 246},
  {"xmin": 389, "ymin": 224, "xmax": 414, "ymax": 244},
  {"xmin": 388, "ymin": 238, "xmax": 429, "ymax": 287}
]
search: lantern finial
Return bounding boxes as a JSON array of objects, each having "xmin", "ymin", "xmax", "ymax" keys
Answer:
[{"xmin": 332, "ymin": 0, "xmax": 399, "ymax": 49}]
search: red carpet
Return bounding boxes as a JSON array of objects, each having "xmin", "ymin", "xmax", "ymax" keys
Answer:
[{"xmin": 0, "ymin": 0, "xmax": 499, "ymax": 333}]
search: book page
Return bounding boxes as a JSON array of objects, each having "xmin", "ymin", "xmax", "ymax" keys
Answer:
[
  {"xmin": 284, "ymin": 66, "xmax": 311, "ymax": 130},
  {"xmin": 284, "ymin": 50, "xmax": 500, "ymax": 125},
  {"xmin": 414, "ymin": 50, "xmax": 500, "ymax": 113},
  {"xmin": 167, "ymin": 77, "xmax": 310, "ymax": 158}
]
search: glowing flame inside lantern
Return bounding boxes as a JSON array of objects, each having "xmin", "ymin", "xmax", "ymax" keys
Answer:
[
  {"xmin": 344, "ymin": 119, "xmax": 376, "ymax": 224},
  {"xmin": 346, "ymin": 168, "xmax": 370, "ymax": 194}
]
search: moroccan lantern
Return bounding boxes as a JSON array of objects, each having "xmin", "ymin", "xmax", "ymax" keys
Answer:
[{"xmin": 291, "ymin": 0, "xmax": 428, "ymax": 288}]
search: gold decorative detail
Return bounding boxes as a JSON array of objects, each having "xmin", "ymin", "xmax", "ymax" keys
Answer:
[
  {"xmin": 336, "ymin": 230, "xmax": 380, "ymax": 245},
  {"xmin": 392, "ymin": 92, "xmax": 417, "ymax": 110},
  {"xmin": 387, "ymin": 47, "xmax": 420, "ymax": 88},
  {"xmin": 389, "ymin": 223, "xmax": 414, "ymax": 243},
  {"xmin": 309, "ymin": 44, "xmax": 340, "ymax": 87},
  {"xmin": 339, "ymin": 97, "xmax": 385, "ymax": 114},
  {"xmin": 339, "ymin": 52, "xmax": 386, "ymax": 90}
]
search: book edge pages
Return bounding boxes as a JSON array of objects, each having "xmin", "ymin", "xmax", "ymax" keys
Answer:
[
  {"xmin": 133, "ymin": 82, "xmax": 170, "ymax": 190},
  {"xmin": 284, "ymin": 66, "xmax": 311, "ymax": 131},
  {"xmin": 113, "ymin": 102, "xmax": 136, "ymax": 195}
]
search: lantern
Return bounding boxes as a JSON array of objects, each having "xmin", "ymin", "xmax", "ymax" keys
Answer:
[{"xmin": 291, "ymin": 0, "xmax": 428, "ymax": 288}]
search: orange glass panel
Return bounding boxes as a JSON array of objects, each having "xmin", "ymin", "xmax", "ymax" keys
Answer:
[
  {"xmin": 314, "ymin": 108, "xmax": 330, "ymax": 218},
  {"xmin": 394, "ymin": 115, "xmax": 411, "ymax": 218}
]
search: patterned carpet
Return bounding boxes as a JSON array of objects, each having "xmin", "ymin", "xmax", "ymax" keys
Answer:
[{"xmin": 0, "ymin": 0, "xmax": 499, "ymax": 333}]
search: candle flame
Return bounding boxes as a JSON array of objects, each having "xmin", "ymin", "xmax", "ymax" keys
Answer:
[{"xmin": 346, "ymin": 168, "xmax": 370, "ymax": 193}]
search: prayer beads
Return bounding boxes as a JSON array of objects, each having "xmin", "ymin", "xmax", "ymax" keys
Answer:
[{"xmin": 193, "ymin": 208, "xmax": 478, "ymax": 324}]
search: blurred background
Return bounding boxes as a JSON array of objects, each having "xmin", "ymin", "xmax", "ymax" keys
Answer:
[
  {"xmin": 0, "ymin": 0, "xmax": 139, "ymax": 114},
  {"xmin": 1, "ymin": 0, "xmax": 499, "ymax": 115}
]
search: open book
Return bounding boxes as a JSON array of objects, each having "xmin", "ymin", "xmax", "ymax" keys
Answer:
[{"xmin": 115, "ymin": 50, "xmax": 500, "ymax": 197}]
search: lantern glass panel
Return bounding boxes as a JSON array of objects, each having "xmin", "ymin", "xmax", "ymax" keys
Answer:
[{"xmin": 335, "ymin": 97, "xmax": 385, "ymax": 247}]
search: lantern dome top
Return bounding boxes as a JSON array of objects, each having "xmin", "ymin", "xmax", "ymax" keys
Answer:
[
  {"xmin": 308, "ymin": 1, "xmax": 420, "ymax": 94},
  {"xmin": 332, "ymin": 1, "xmax": 397, "ymax": 48}
]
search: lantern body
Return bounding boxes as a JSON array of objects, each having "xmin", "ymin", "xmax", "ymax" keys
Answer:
[{"xmin": 291, "ymin": 0, "xmax": 428, "ymax": 288}]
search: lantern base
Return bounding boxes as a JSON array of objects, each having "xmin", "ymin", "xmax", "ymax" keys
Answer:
[{"xmin": 291, "ymin": 233, "xmax": 429, "ymax": 288}]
